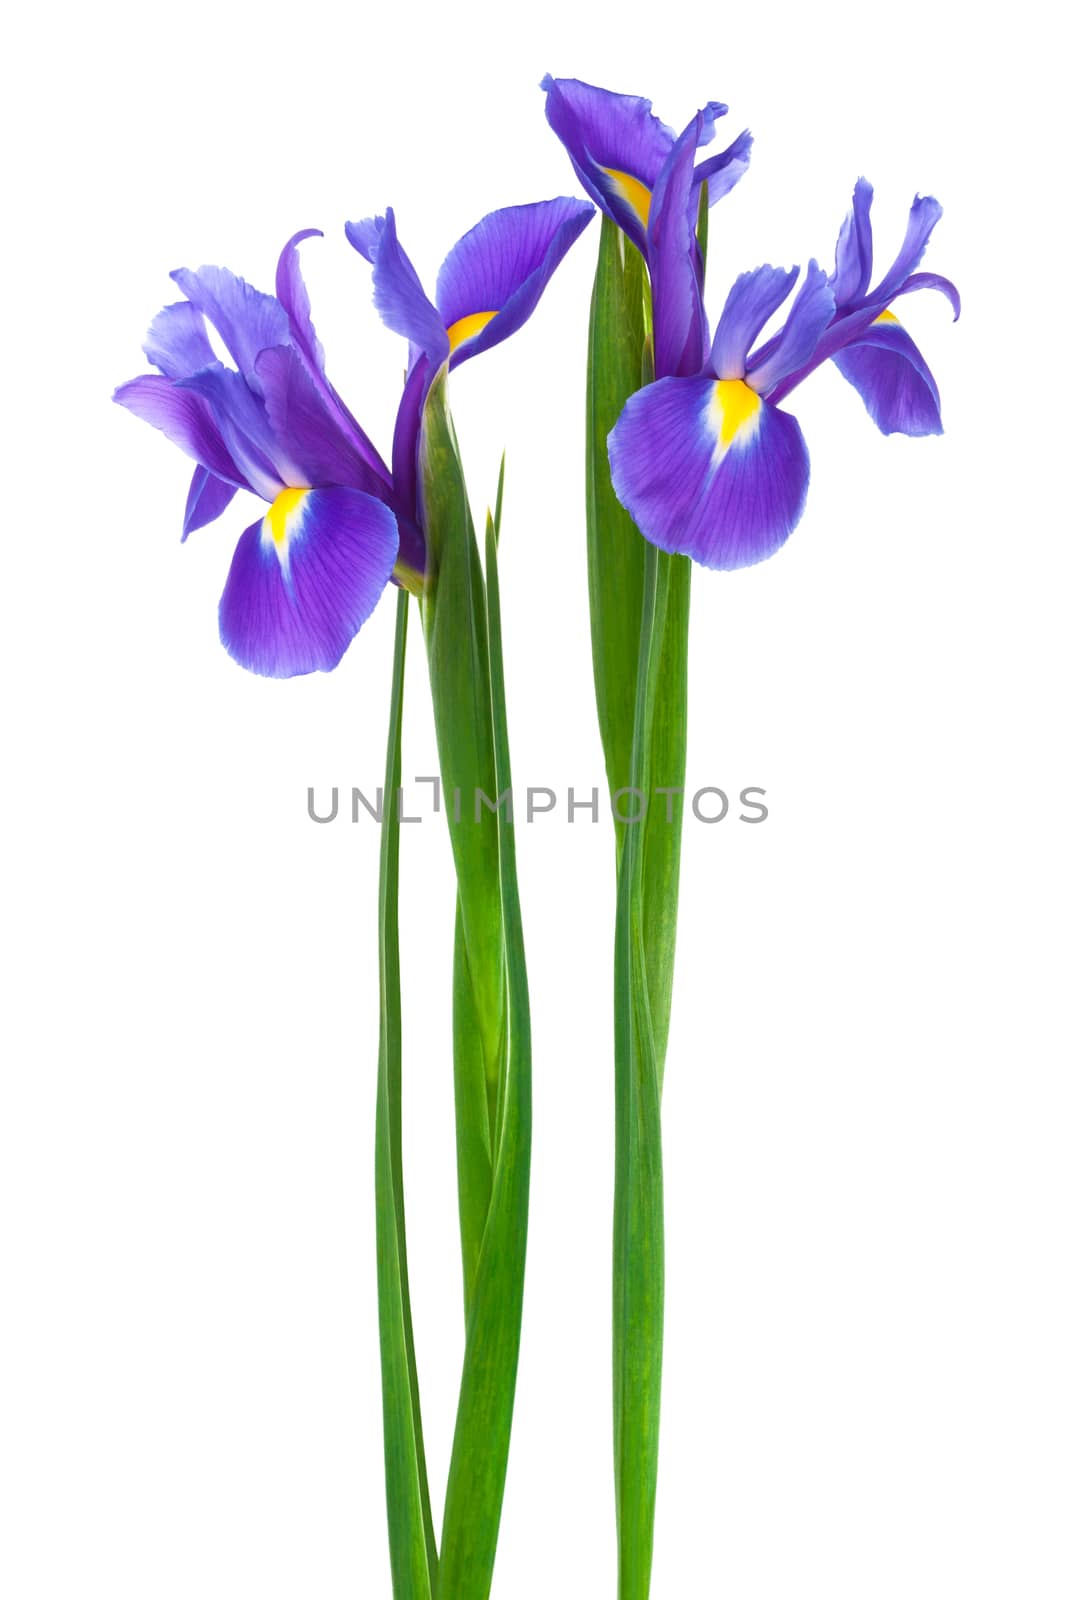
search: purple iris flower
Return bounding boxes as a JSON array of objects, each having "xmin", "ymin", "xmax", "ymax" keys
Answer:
[
  {"xmin": 607, "ymin": 181, "xmax": 960, "ymax": 569},
  {"xmin": 114, "ymin": 232, "xmax": 407, "ymax": 678},
  {"xmin": 541, "ymin": 75, "xmax": 752, "ymax": 377},
  {"xmin": 344, "ymin": 195, "xmax": 595, "ymax": 508}
]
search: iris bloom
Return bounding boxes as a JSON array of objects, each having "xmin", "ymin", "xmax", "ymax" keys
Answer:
[
  {"xmin": 541, "ymin": 75, "xmax": 752, "ymax": 377},
  {"xmin": 607, "ymin": 181, "xmax": 960, "ymax": 569}
]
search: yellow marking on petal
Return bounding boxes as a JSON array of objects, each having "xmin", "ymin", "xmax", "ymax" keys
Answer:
[
  {"xmin": 265, "ymin": 486, "xmax": 309, "ymax": 548},
  {"xmin": 447, "ymin": 310, "xmax": 497, "ymax": 352},
  {"xmin": 710, "ymin": 378, "xmax": 762, "ymax": 462},
  {"xmin": 876, "ymin": 308, "xmax": 900, "ymax": 324},
  {"xmin": 602, "ymin": 167, "xmax": 653, "ymax": 229}
]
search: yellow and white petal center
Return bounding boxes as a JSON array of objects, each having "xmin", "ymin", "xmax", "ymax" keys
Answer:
[
  {"xmin": 263, "ymin": 486, "xmax": 310, "ymax": 575},
  {"xmin": 447, "ymin": 310, "xmax": 498, "ymax": 352},
  {"xmin": 708, "ymin": 378, "xmax": 762, "ymax": 465},
  {"xmin": 601, "ymin": 166, "xmax": 653, "ymax": 230}
]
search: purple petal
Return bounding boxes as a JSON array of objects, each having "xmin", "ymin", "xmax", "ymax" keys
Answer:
[
  {"xmin": 219, "ymin": 487, "xmax": 398, "ymax": 677},
  {"xmin": 747, "ymin": 262, "xmax": 835, "ymax": 393},
  {"xmin": 697, "ymin": 102, "xmax": 730, "ymax": 144},
  {"xmin": 692, "ymin": 129, "xmax": 754, "ymax": 208},
  {"xmin": 170, "ymin": 265, "xmax": 289, "ymax": 392},
  {"xmin": 183, "ymin": 465, "xmax": 238, "ymax": 540},
  {"xmin": 830, "ymin": 178, "xmax": 874, "ymax": 306},
  {"xmin": 541, "ymin": 74, "xmax": 676, "ymax": 253},
  {"xmin": 868, "ymin": 193, "xmax": 943, "ymax": 303},
  {"xmin": 254, "ymin": 344, "xmax": 392, "ymax": 496},
  {"xmin": 832, "ymin": 315, "xmax": 943, "ymax": 436},
  {"xmin": 710, "ymin": 265, "xmax": 799, "ymax": 379},
  {"xmin": 144, "ymin": 301, "xmax": 217, "ymax": 379},
  {"xmin": 648, "ymin": 113, "xmax": 706, "ymax": 378},
  {"xmin": 113, "ymin": 374, "xmax": 248, "ymax": 488},
  {"xmin": 893, "ymin": 270, "xmax": 961, "ymax": 320},
  {"xmin": 436, "ymin": 197, "xmax": 595, "ymax": 368},
  {"xmin": 178, "ymin": 363, "xmax": 290, "ymax": 500},
  {"xmin": 344, "ymin": 210, "xmax": 448, "ymax": 371},
  {"xmin": 608, "ymin": 375, "xmax": 809, "ymax": 569}
]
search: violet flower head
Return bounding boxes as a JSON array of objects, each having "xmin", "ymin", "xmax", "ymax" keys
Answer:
[
  {"xmin": 114, "ymin": 233, "xmax": 412, "ymax": 678},
  {"xmin": 607, "ymin": 182, "xmax": 960, "ymax": 569}
]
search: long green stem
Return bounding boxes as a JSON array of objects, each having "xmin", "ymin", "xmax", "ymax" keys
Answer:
[{"xmin": 375, "ymin": 589, "xmax": 437, "ymax": 1599}]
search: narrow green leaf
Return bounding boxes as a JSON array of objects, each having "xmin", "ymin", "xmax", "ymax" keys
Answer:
[{"xmin": 376, "ymin": 589, "xmax": 437, "ymax": 1599}]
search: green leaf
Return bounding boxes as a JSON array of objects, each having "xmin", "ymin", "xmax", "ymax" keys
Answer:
[{"xmin": 376, "ymin": 589, "xmax": 438, "ymax": 1600}]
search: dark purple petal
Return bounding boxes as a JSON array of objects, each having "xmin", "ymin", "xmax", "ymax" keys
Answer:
[
  {"xmin": 692, "ymin": 128, "xmax": 754, "ymax": 208},
  {"xmin": 170, "ymin": 265, "xmax": 289, "ymax": 391},
  {"xmin": 541, "ymin": 74, "xmax": 676, "ymax": 253},
  {"xmin": 113, "ymin": 374, "xmax": 248, "ymax": 488},
  {"xmin": 867, "ymin": 193, "xmax": 943, "ymax": 303},
  {"xmin": 177, "ymin": 363, "xmax": 289, "ymax": 499},
  {"xmin": 710, "ymin": 265, "xmax": 799, "ymax": 379},
  {"xmin": 390, "ymin": 355, "xmax": 428, "ymax": 521},
  {"xmin": 608, "ymin": 374, "xmax": 809, "ymax": 569},
  {"xmin": 183, "ymin": 465, "xmax": 239, "ymax": 540},
  {"xmin": 344, "ymin": 210, "xmax": 448, "ymax": 371},
  {"xmin": 219, "ymin": 487, "xmax": 398, "ymax": 677},
  {"xmin": 830, "ymin": 178, "xmax": 874, "ymax": 306},
  {"xmin": 832, "ymin": 316, "xmax": 943, "ymax": 436},
  {"xmin": 747, "ymin": 262, "xmax": 835, "ymax": 393},
  {"xmin": 436, "ymin": 197, "xmax": 595, "ymax": 368},
  {"xmin": 144, "ymin": 301, "xmax": 217, "ymax": 379},
  {"xmin": 648, "ymin": 113, "xmax": 706, "ymax": 377},
  {"xmin": 255, "ymin": 344, "xmax": 392, "ymax": 496}
]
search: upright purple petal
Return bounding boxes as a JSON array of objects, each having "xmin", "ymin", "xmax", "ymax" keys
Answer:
[
  {"xmin": 648, "ymin": 113, "xmax": 706, "ymax": 377},
  {"xmin": 170, "ymin": 265, "xmax": 289, "ymax": 392},
  {"xmin": 832, "ymin": 315, "xmax": 943, "ymax": 435},
  {"xmin": 867, "ymin": 193, "xmax": 943, "ymax": 303},
  {"xmin": 254, "ymin": 344, "xmax": 392, "ymax": 497},
  {"xmin": 830, "ymin": 178, "xmax": 874, "ymax": 305},
  {"xmin": 608, "ymin": 374, "xmax": 809, "ymax": 569},
  {"xmin": 710, "ymin": 266, "xmax": 799, "ymax": 379},
  {"xmin": 692, "ymin": 129, "xmax": 754, "ymax": 208},
  {"xmin": 219, "ymin": 487, "xmax": 398, "ymax": 677},
  {"xmin": 183, "ymin": 465, "xmax": 239, "ymax": 540},
  {"xmin": 144, "ymin": 302, "xmax": 217, "ymax": 379},
  {"xmin": 435, "ymin": 197, "xmax": 595, "ymax": 368},
  {"xmin": 345, "ymin": 210, "xmax": 448, "ymax": 371},
  {"xmin": 696, "ymin": 102, "xmax": 730, "ymax": 144},
  {"xmin": 114, "ymin": 374, "xmax": 248, "ymax": 488},
  {"xmin": 747, "ymin": 262, "xmax": 835, "ymax": 393},
  {"xmin": 177, "ymin": 364, "xmax": 290, "ymax": 499}
]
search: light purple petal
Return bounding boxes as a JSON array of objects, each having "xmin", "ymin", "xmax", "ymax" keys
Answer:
[
  {"xmin": 608, "ymin": 375, "xmax": 809, "ymax": 569},
  {"xmin": 113, "ymin": 374, "xmax": 248, "ymax": 488},
  {"xmin": 868, "ymin": 193, "xmax": 943, "ymax": 303},
  {"xmin": 893, "ymin": 270, "xmax": 961, "ymax": 320},
  {"xmin": 710, "ymin": 265, "xmax": 799, "ymax": 379},
  {"xmin": 144, "ymin": 302, "xmax": 217, "ymax": 379},
  {"xmin": 177, "ymin": 363, "xmax": 289, "ymax": 499},
  {"xmin": 832, "ymin": 317, "xmax": 943, "ymax": 436},
  {"xmin": 692, "ymin": 129, "xmax": 754, "ymax": 208},
  {"xmin": 696, "ymin": 101, "xmax": 730, "ymax": 145},
  {"xmin": 171, "ymin": 265, "xmax": 289, "ymax": 391},
  {"xmin": 830, "ymin": 178, "xmax": 874, "ymax": 306},
  {"xmin": 219, "ymin": 487, "xmax": 399, "ymax": 677},
  {"xmin": 183, "ymin": 466, "xmax": 238, "ymax": 540},
  {"xmin": 344, "ymin": 209, "xmax": 448, "ymax": 371},
  {"xmin": 747, "ymin": 262, "xmax": 835, "ymax": 393}
]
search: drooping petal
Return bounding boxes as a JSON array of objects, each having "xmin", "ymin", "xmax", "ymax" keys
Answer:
[
  {"xmin": 144, "ymin": 301, "xmax": 217, "ymax": 379},
  {"xmin": 345, "ymin": 209, "xmax": 449, "ymax": 371},
  {"xmin": 832, "ymin": 315, "xmax": 943, "ymax": 435},
  {"xmin": 692, "ymin": 128, "xmax": 754, "ymax": 208},
  {"xmin": 830, "ymin": 178, "xmax": 874, "ymax": 306},
  {"xmin": 747, "ymin": 262, "xmax": 835, "ymax": 393},
  {"xmin": 608, "ymin": 375, "xmax": 809, "ymax": 569},
  {"xmin": 648, "ymin": 113, "xmax": 707, "ymax": 377},
  {"xmin": 113, "ymin": 374, "xmax": 248, "ymax": 488},
  {"xmin": 710, "ymin": 265, "xmax": 799, "ymax": 379},
  {"xmin": 893, "ymin": 270, "xmax": 961, "ymax": 320},
  {"xmin": 170, "ymin": 265, "xmax": 289, "ymax": 392},
  {"xmin": 219, "ymin": 487, "xmax": 399, "ymax": 677},
  {"xmin": 541, "ymin": 74, "xmax": 676, "ymax": 252},
  {"xmin": 254, "ymin": 344, "xmax": 392, "ymax": 496},
  {"xmin": 867, "ymin": 193, "xmax": 943, "ymax": 302},
  {"xmin": 183, "ymin": 465, "xmax": 238, "ymax": 540},
  {"xmin": 435, "ymin": 197, "xmax": 595, "ymax": 368},
  {"xmin": 177, "ymin": 364, "xmax": 290, "ymax": 500}
]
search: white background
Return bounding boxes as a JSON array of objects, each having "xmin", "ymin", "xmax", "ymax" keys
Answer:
[{"xmin": 2, "ymin": 1, "xmax": 1063, "ymax": 1595}]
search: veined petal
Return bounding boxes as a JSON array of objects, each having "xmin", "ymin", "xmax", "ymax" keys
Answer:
[
  {"xmin": 345, "ymin": 209, "xmax": 448, "ymax": 371},
  {"xmin": 144, "ymin": 301, "xmax": 217, "ymax": 379},
  {"xmin": 747, "ymin": 261, "xmax": 835, "ymax": 393},
  {"xmin": 219, "ymin": 487, "xmax": 398, "ymax": 677},
  {"xmin": 868, "ymin": 193, "xmax": 943, "ymax": 302},
  {"xmin": 710, "ymin": 265, "xmax": 798, "ymax": 379},
  {"xmin": 170, "ymin": 265, "xmax": 289, "ymax": 392},
  {"xmin": 648, "ymin": 113, "xmax": 706, "ymax": 377},
  {"xmin": 692, "ymin": 128, "xmax": 754, "ymax": 208},
  {"xmin": 832, "ymin": 314, "xmax": 943, "ymax": 435},
  {"xmin": 541, "ymin": 73, "xmax": 675, "ymax": 252},
  {"xmin": 183, "ymin": 465, "xmax": 238, "ymax": 540},
  {"xmin": 830, "ymin": 178, "xmax": 874, "ymax": 305},
  {"xmin": 437, "ymin": 197, "xmax": 595, "ymax": 368},
  {"xmin": 254, "ymin": 344, "xmax": 392, "ymax": 496},
  {"xmin": 177, "ymin": 363, "xmax": 289, "ymax": 500},
  {"xmin": 608, "ymin": 375, "xmax": 809, "ymax": 569},
  {"xmin": 113, "ymin": 374, "xmax": 248, "ymax": 488}
]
